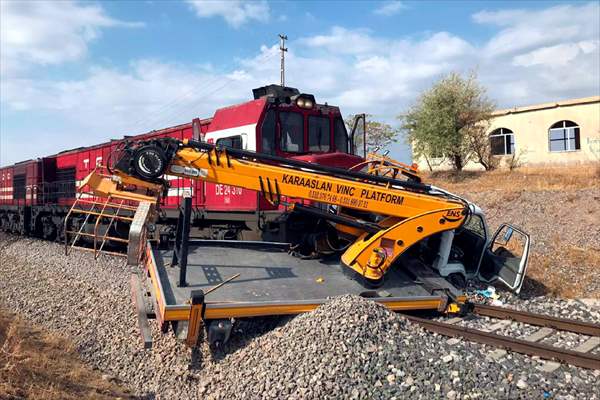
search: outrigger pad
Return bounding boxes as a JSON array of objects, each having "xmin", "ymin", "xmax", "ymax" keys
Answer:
[
  {"xmin": 186, "ymin": 290, "xmax": 207, "ymax": 348},
  {"xmin": 190, "ymin": 290, "xmax": 205, "ymax": 305}
]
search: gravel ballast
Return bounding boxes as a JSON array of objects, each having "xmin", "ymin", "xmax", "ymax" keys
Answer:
[{"xmin": 1, "ymin": 235, "xmax": 599, "ymax": 399}]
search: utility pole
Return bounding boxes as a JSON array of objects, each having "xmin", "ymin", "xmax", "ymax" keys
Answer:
[{"xmin": 278, "ymin": 34, "xmax": 288, "ymax": 87}]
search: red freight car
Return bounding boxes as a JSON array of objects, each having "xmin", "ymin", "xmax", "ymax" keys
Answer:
[
  {"xmin": 0, "ymin": 84, "xmax": 364, "ymax": 244},
  {"xmin": 0, "ymin": 159, "xmax": 42, "ymax": 234}
]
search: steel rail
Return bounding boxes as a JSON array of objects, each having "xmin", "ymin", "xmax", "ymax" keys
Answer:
[
  {"xmin": 472, "ymin": 303, "xmax": 600, "ymax": 337},
  {"xmin": 403, "ymin": 314, "xmax": 600, "ymax": 370}
]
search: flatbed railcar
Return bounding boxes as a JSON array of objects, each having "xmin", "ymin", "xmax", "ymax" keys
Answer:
[{"xmin": 0, "ymin": 84, "xmax": 363, "ymax": 243}]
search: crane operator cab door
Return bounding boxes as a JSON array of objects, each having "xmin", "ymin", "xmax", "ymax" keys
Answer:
[{"xmin": 477, "ymin": 224, "xmax": 530, "ymax": 294}]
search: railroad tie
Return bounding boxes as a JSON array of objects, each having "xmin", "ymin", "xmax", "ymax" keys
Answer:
[
  {"xmin": 482, "ymin": 319, "xmax": 511, "ymax": 333},
  {"xmin": 524, "ymin": 327, "xmax": 554, "ymax": 343},
  {"xmin": 445, "ymin": 317, "xmax": 464, "ymax": 325},
  {"xmin": 574, "ymin": 337, "xmax": 600, "ymax": 354}
]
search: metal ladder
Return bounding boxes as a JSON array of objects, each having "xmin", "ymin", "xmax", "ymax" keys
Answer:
[{"xmin": 64, "ymin": 193, "xmax": 137, "ymax": 258}]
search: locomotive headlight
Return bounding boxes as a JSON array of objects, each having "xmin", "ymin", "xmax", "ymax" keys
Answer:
[{"xmin": 294, "ymin": 94, "xmax": 316, "ymax": 109}]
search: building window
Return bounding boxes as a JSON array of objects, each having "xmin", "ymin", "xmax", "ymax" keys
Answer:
[
  {"xmin": 489, "ymin": 128, "xmax": 515, "ymax": 155},
  {"xmin": 549, "ymin": 120, "xmax": 580, "ymax": 152}
]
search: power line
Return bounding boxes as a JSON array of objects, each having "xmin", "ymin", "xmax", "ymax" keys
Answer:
[
  {"xmin": 127, "ymin": 42, "xmax": 279, "ymax": 134},
  {"xmin": 163, "ymin": 48, "xmax": 280, "ymax": 127}
]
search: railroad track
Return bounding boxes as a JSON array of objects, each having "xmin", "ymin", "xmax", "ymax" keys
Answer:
[{"xmin": 404, "ymin": 303, "xmax": 600, "ymax": 370}]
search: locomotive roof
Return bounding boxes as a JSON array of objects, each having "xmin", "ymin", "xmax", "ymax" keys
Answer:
[{"xmin": 53, "ymin": 119, "xmax": 212, "ymax": 157}]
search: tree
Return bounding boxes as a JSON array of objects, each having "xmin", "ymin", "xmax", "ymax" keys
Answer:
[
  {"xmin": 399, "ymin": 72, "xmax": 496, "ymax": 171},
  {"xmin": 466, "ymin": 121, "xmax": 499, "ymax": 171},
  {"xmin": 344, "ymin": 114, "xmax": 399, "ymax": 155}
]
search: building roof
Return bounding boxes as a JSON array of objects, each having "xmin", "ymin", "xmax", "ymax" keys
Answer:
[{"xmin": 492, "ymin": 95, "xmax": 600, "ymax": 116}]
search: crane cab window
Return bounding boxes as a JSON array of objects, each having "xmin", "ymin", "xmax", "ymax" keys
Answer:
[
  {"xmin": 308, "ymin": 116, "xmax": 330, "ymax": 152},
  {"xmin": 279, "ymin": 111, "xmax": 304, "ymax": 153},
  {"xmin": 216, "ymin": 135, "xmax": 243, "ymax": 149},
  {"xmin": 334, "ymin": 118, "xmax": 349, "ymax": 153}
]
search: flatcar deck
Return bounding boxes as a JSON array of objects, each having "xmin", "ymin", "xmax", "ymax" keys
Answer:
[{"xmin": 143, "ymin": 240, "xmax": 466, "ymax": 325}]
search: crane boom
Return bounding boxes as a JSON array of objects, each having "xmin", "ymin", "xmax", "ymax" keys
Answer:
[{"xmin": 85, "ymin": 138, "xmax": 469, "ymax": 283}]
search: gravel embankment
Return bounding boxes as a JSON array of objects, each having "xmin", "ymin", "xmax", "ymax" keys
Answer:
[
  {"xmin": 0, "ymin": 235, "xmax": 206, "ymax": 399},
  {"xmin": 1, "ymin": 235, "xmax": 599, "ymax": 399},
  {"xmin": 459, "ymin": 188, "xmax": 600, "ymax": 297}
]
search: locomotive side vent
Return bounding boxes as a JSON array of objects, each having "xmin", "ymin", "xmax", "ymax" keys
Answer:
[{"xmin": 12, "ymin": 174, "xmax": 26, "ymax": 200}]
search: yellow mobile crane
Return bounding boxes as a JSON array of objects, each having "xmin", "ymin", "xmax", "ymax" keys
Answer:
[
  {"xmin": 91, "ymin": 138, "xmax": 467, "ymax": 282},
  {"xmin": 81, "ymin": 137, "xmax": 529, "ymax": 347}
]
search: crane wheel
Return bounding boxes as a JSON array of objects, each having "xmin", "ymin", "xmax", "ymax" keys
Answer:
[{"xmin": 133, "ymin": 145, "xmax": 168, "ymax": 180}]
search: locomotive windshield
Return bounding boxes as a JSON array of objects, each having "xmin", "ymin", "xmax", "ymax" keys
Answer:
[
  {"xmin": 334, "ymin": 117, "xmax": 348, "ymax": 153},
  {"xmin": 260, "ymin": 109, "xmax": 350, "ymax": 155},
  {"xmin": 261, "ymin": 110, "xmax": 276, "ymax": 155},
  {"xmin": 308, "ymin": 116, "xmax": 330, "ymax": 152},
  {"xmin": 279, "ymin": 111, "xmax": 304, "ymax": 153}
]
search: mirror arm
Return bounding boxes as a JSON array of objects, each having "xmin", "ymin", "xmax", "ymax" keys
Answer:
[{"xmin": 362, "ymin": 113, "xmax": 367, "ymax": 158}]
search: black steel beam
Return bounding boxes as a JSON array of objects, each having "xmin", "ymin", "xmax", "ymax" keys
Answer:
[{"xmin": 292, "ymin": 203, "xmax": 381, "ymax": 234}]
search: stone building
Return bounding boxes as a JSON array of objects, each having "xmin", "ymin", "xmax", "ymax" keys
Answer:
[{"xmin": 417, "ymin": 95, "xmax": 600, "ymax": 170}]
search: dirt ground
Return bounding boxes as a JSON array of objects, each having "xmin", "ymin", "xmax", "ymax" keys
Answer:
[
  {"xmin": 426, "ymin": 164, "xmax": 600, "ymax": 299},
  {"xmin": 0, "ymin": 309, "xmax": 133, "ymax": 400}
]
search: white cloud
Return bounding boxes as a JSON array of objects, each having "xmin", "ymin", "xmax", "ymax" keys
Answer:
[
  {"xmin": 185, "ymin": 0, "xmax": 270, "ymax": 28},
  {"xmin": 373, "ymin": 1, "xmax": 405, "ymax": 16},
  {"xmin": 513, "ymin": 41, "xmax": 599, "ymax": 68},
  {"xmin": 1, "ymin": 3, "xmax": 599, "ymax": 165},
  {"xmin": 0, "ymin": 1, "xmax": 142, "ymax": 76},
  {"xmin": 473, "ymin": 2, "xmax": 600, "ymax": 58},
  {"xmin": 302, "ymin": 27, "xmax": 380, "ymax": 55}
]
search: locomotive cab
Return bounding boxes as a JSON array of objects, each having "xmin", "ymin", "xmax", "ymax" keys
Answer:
[{"xmin": 205, "ymin": 85, "xmax": 362, "ymax": 169}]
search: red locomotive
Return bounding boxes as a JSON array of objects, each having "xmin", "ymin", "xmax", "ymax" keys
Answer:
[{"xmin": 0, "ymin": 85, "xmax": 364, "ymax": 243}]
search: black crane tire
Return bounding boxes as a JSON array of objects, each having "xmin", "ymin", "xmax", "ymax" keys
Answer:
[{"xmin": 132, "ymin": 145, "xmax": 168, "ymax": 180}]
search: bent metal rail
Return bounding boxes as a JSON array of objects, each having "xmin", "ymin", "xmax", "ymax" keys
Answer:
[{"xmin": 404, "ymin": 305, "xmax": 600, "ymax": 370}]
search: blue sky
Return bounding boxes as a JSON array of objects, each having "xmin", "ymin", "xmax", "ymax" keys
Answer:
[{"xmin": 1, "ymin": 0, "xmax": 599, "ymax": 165}]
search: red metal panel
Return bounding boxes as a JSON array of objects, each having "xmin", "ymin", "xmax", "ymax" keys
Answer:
[
  {"xmin": 206, "ymin": 99, "xmax": 266, "ymax": 133},
  {"xmin": 0, "ymin": 166, "xmax": 14, "ymax": 205},
  {"xmin": 201, "ymin": 99, "xmax": 267, "ymax": 212},
  {"xmin": 293, "ymin": 152, "xmax": 363, "ymax": 170},
  {"xmin": 55, "ymin": 151, "xmax": 78, "ymax": 169},
  {"xmin": 26, "ymin": 160, "xmax": 42, "ymax": 206},
  {"xmin": 204, "ymin": 183, "xmax": 258, "ymax": 212},
  {"xmin": 9, "ymin": 160, "xmax": 41, "ymax": 206}
]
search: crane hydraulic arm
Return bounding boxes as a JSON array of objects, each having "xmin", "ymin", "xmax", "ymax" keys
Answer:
[{"xmin": 86, "ymin": 138, "xmax": 469, "ymax": 283}]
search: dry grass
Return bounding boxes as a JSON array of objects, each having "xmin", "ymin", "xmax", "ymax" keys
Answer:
[
  {"xmin": 0, "ymin": 309, "xmax": 133, "ymax": 400},
  {"xmin": 527, "ymin": 246, "xmax": 600, "ymax": 298},
  {"xmin": 425, "ymin": 164, "xmax": 598, "ymax": 193},
  {"xmin": 424, "ymin": 164, "xmax": 599, "ymax": 299}
]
